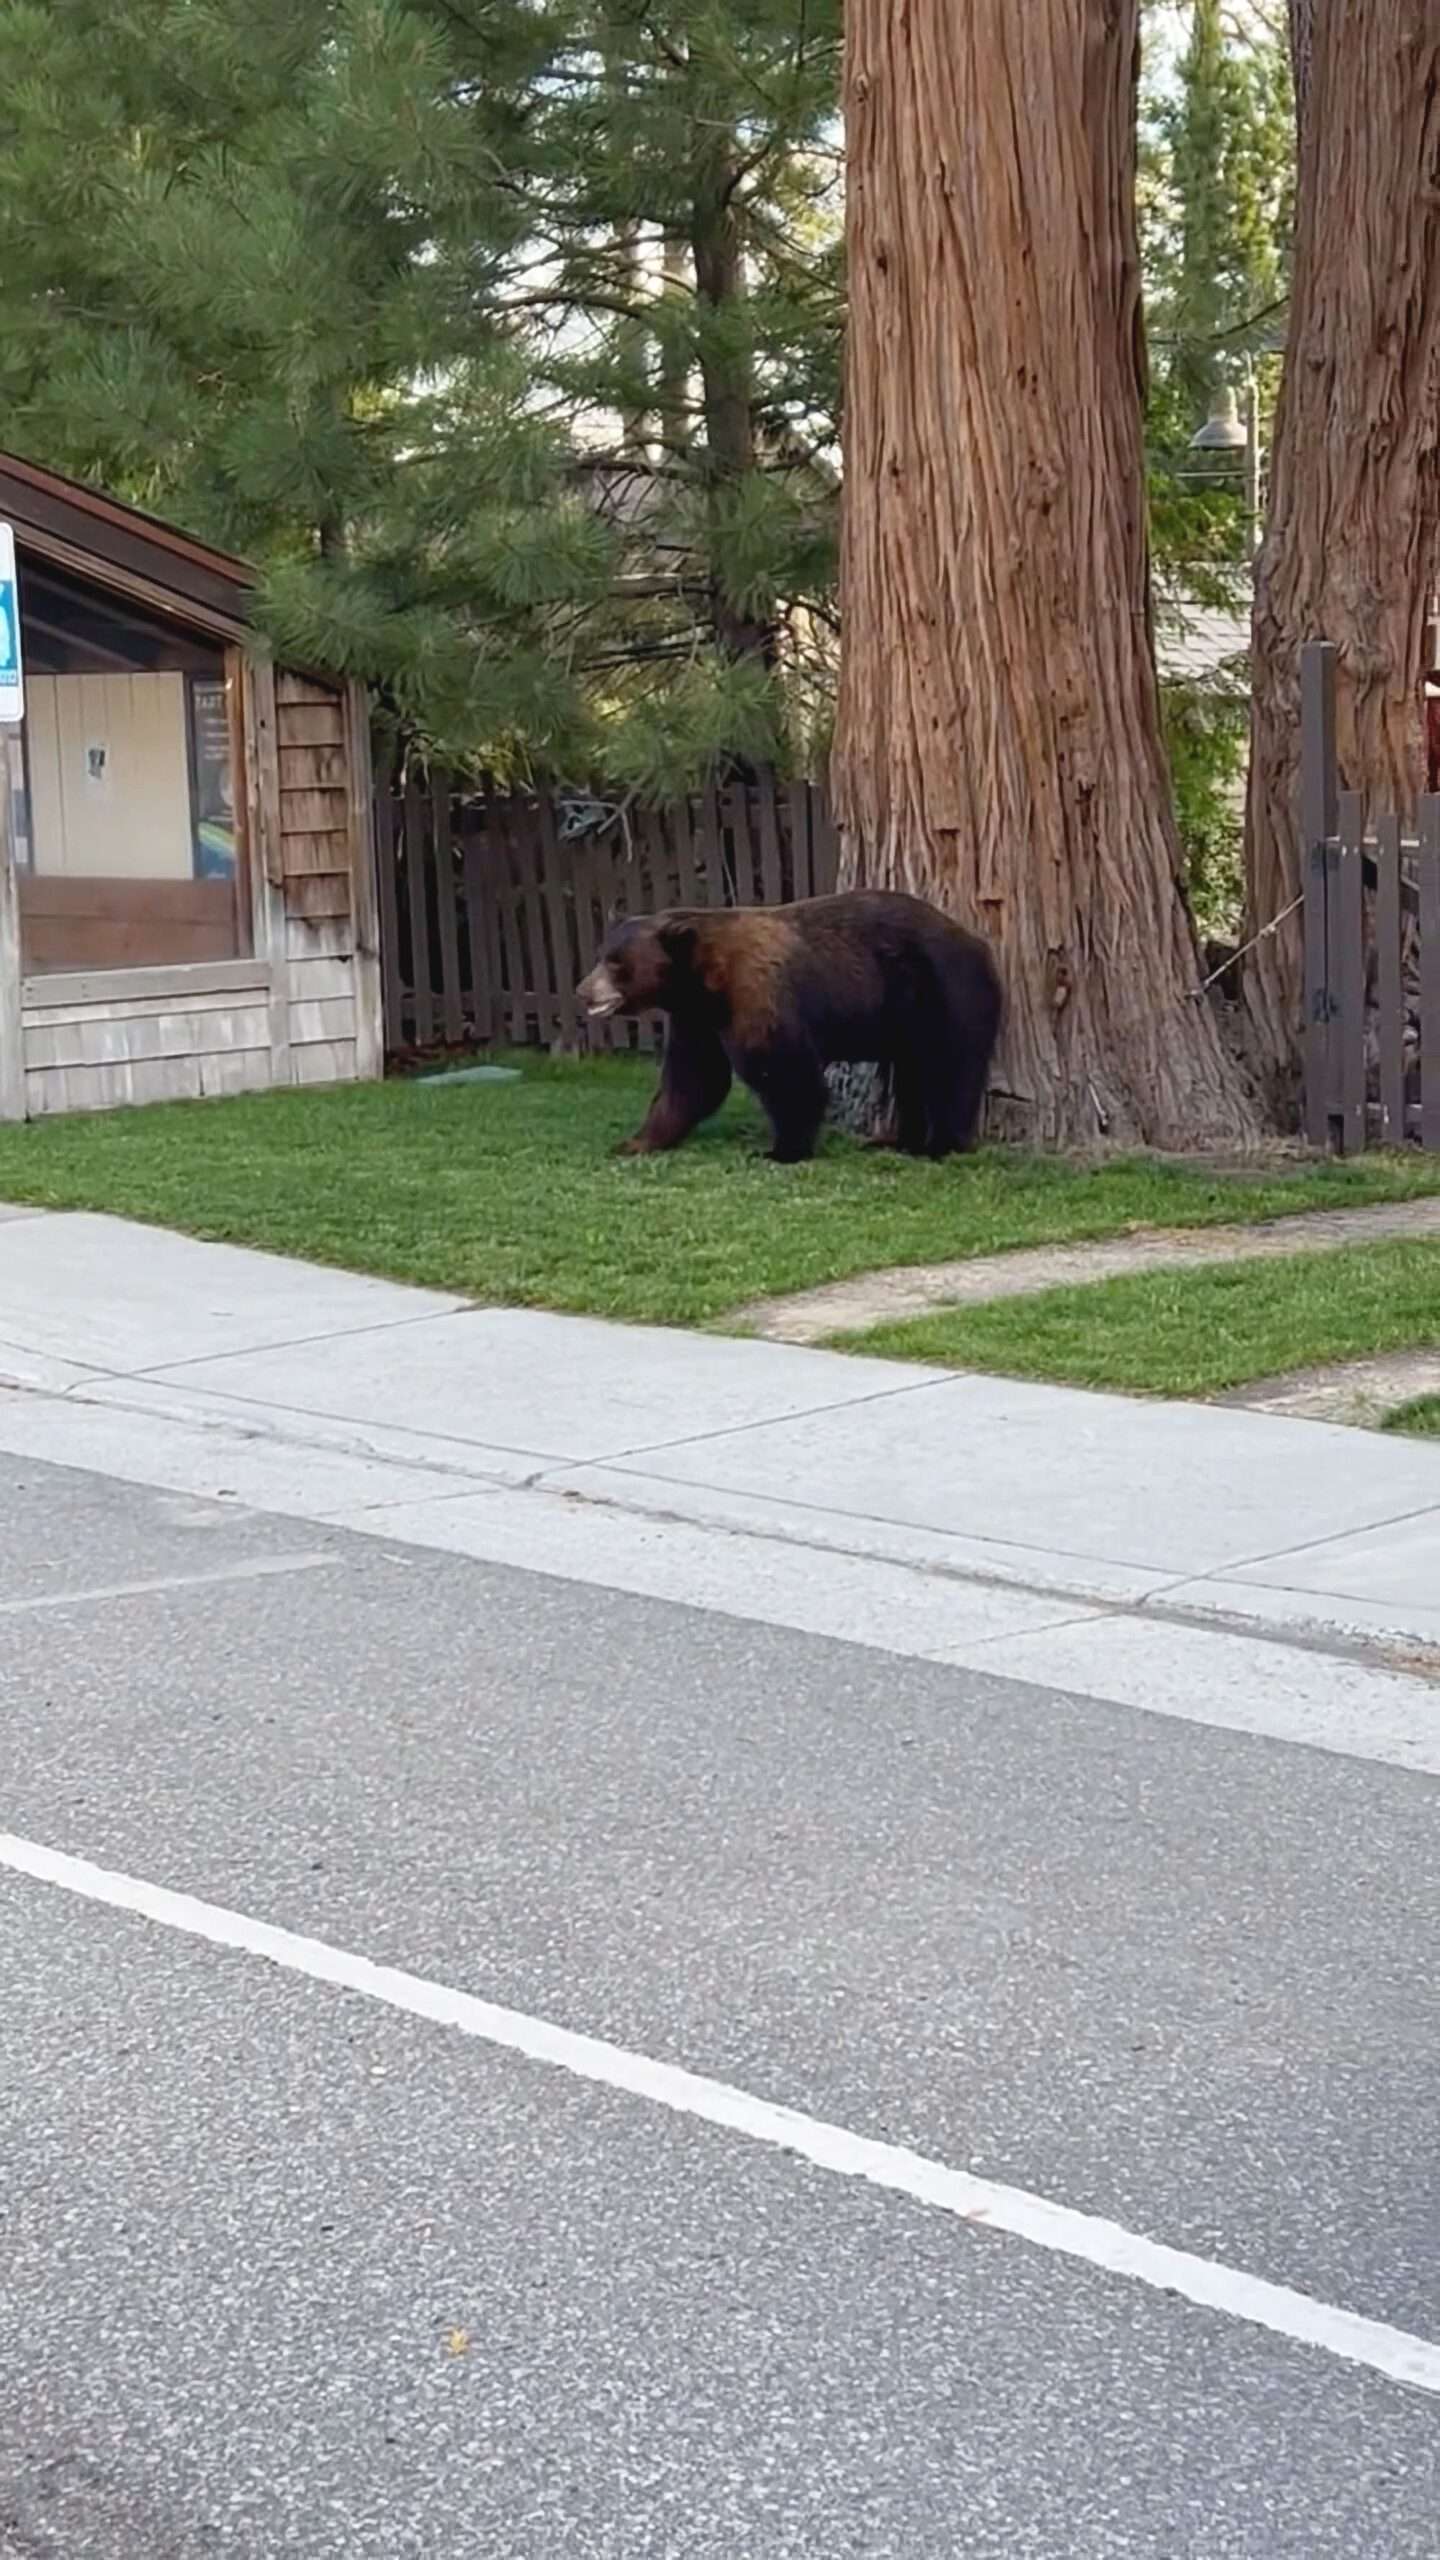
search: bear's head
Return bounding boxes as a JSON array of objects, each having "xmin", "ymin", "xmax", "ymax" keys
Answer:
[{"xmin": 577, "ymin": 914, "xmax": 696, "ymax": 1021}]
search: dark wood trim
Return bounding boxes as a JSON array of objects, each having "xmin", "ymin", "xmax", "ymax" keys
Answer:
[
  {"xmin": 1, "ymin": 452, "xmax": 360, "ymax": 696},
  {"xmin": 18, "ymin": 873, "xmax": 243, "ymax": 975},
  {"xmin": 20, "ymin": 550, "xmax": 233, "ymax": 676},
  {"xmin": 11, "ymin": 522, "xmax": 250, "ymax": 646},
  {"xmin": 0, "ymin": 450, "xmax": 252, "ymax": 622}
]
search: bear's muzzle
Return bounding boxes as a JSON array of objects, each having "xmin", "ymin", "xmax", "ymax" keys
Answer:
[{"xmin": 577, "ymin": 963, "xmax": 624, "ymax": 1019}]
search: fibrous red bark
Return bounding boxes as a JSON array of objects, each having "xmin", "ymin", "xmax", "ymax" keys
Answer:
[
  {"xmin": 832, "ymin": 0, "xmax": 1255, "ymax": 1149},
  {"xmin": 1244, "ymin": 1, "xmax": 1440, "ymax": 1100}
]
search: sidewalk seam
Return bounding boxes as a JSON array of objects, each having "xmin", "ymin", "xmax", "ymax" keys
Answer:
[
  {"xmin": 131, "ymin": 1303, "xmax": 474, "ymax": 1377},
  {"xmin": 3, "ymin": 1355, "xmax": 1437, "ymax": 1681},
  {"xmin": 68, "ymin": 1356, "xmax": 954, "ymax": 1472},
  {"xmin": 1200, "ymin": 1495, "xmax": 1440, "ymax": 1580},
  {"xmin": 501, "ymin": 1471, "xmax": 1440, "ymax": 1679}
]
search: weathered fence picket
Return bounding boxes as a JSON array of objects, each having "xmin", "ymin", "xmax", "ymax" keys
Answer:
[
  {"xmin": 1334, "ymin": 791, "xmax": 1366, "ymax": 1156},
  {"xmin": 377, "ymin": 771, "xmax": 838, "ymax": 1057},
  {"xmin": 1422, "ymin": 800, "xmax": 1440, "ymax": 1153},
  {"xmin": 1301, "ymin": 641, "xmax": 1439, "ymax": 1155},
  {"xmin": 1375, "ymin": 812, "xmax": 1406, "ymax": 1147}
]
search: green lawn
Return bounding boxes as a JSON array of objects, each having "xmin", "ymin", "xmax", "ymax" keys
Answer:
[
  {"xmin": 835, "ymin": 1237, "xmax": 1440, "ymax": 1398},
  {"xmin": 1382, "ymin": 1394, "xmax": 1440, "ymax": 1439},
  {"xmin": 0, "ymin": 1052, "xmax": 1438, "ymax": 1330}
]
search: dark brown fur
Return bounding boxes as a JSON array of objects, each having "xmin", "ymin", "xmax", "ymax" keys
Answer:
[{"xmin": 577, "ymin": 891, "xmax": 1003, "ymax": 1163}]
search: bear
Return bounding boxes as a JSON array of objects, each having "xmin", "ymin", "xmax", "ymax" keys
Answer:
[{"xmin": 576, "ymin": 889, "xmax": 1003, "ymax": 1164}]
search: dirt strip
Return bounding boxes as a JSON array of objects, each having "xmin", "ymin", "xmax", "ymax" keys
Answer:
[{"xmin": 733, "ymin": 1196, "xmax": 1440, "ymax": 1346}]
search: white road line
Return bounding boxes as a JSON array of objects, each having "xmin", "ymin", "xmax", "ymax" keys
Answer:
[
  {"xmin": 3, "ymin": 1829, "xmax": 1437, "ymax": 2402},
  {"xmin": 0, "ymin": 1553, "xmax": 338, "ymax": 1619}
]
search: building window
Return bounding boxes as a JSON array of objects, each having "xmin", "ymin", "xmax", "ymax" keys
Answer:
[{"xmin": 15, "ymin": 557, "xmax": 249, "ymax": 976}]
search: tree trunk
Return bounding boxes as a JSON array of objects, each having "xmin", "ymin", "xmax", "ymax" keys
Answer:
[
  {"xmin": 833, "ymin": 0, "xmax": 1256, "ymax": 1149},
  {"xmin": 615, "ymin": 222, "xmax": 649, "ymax": 457},
  {"xmin": 691, "ymin": 159, "xmax": 777, "ymax": 669},
  {"xmin": 1288, "ymin": 0, "xmax": 1315, "ymax": 129},
  {"xmin": 1243, "ymin": 1, "xmax": 1440, "ymax": 1100},
  {"xmin": 656, "ymin": 234, "xmax": 692, "ymax": 460}
]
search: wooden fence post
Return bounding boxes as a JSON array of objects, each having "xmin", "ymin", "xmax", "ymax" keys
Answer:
[
  {"xmin": 402, "ymin": 773, "xmax": 434, "ymax": 1049},
  {"xmin": 458, "ymin": 797, "xmax": 497, "ymax": 1047},
  {"xmin": 426, "ymin": 784, "xmax": 461, "ymax": 1047},
  {"xmin": 374, "ymin": 758, "xmax": 404, "ymax": 1052},
  {"xmin": 1373, "ymin": 813, "xmax": 1406, "ymax": 1147},
  {"xmin": 1334, "ymin": 791, "xmax": 1366, "ymax": 1156},
  {"xmin": 1421, "ymin": 797, "xmax": 1440, "ymax": 1154},
  {"xmin": 1299, "ymin": 641, "xmax": 1339, "ymax": 1150}
]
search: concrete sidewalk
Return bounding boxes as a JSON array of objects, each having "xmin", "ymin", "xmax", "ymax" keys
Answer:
[{"xmin": 2, "ymin": 1207, "xmax": 1439, "ymax": 1686}]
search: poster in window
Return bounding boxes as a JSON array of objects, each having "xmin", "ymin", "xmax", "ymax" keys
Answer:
[{"xmin": 189, "ymin": 676, "xmax": 237, "ymax": 878}]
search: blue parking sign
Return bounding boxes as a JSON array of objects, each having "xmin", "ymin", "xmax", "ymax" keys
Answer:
[{"xmin": 0, "ymin": 522, "xmax": 24, "ymax": 724}]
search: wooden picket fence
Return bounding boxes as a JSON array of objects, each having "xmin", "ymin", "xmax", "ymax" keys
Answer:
[
  {"xmin": 376, "ymin": 771, "xmax": 839, "ymax": 1054},
  {"xmin": 383, "ymin": 676, "xmax": 1440, "ymax": 1147},
  {"xmin": 1300, "ymin": 643, "xmax": 1440, "ymax": 1153}
]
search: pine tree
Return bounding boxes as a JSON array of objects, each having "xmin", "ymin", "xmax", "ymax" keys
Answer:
[
  {"xmin": 1145, "ymin": 0, "xmax": 1290, "ymax": 421},
  {"xmin": 0, "ymin": 0, "xmax": 626, "ymax": 773},
  {"xmin": 511, "ymin": 0, "xmax": 843, "ymax": 785},
  {"xmin": 1137, "ymin": 1, "xmax": 1293, "ymax": 931},
  {"xmin": 0, "ymin": 0, "xmax": 843, "ymax": 788}
]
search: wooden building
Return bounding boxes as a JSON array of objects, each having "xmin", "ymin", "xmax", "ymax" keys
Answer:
[{"xmin": 0, "ymin": 451, "xmax": 382, "ymax": 1119}]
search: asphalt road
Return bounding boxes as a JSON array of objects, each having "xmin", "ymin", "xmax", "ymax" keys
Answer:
[{"xmin": 2, "ymin": 1451, "xmax": 1437, "ymax": 2557}]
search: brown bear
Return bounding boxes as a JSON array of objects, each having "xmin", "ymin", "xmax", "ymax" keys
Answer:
[{"xmin": 576, "ymin": 890, "xmax": 1003, "ymax": 1163}]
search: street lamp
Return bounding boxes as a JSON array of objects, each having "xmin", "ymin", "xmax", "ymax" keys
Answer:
[
  {"xmin": 1189, "ymin": 372, "xmax": 1261, "ymax": 551},
  {"xmin": 1189, "ymin": 384, "xmax": 1247, "ymax": 453}
]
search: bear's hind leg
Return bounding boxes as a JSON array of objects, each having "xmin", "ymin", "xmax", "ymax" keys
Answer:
[
  {"xmin": 919, "ymin": 1036, "xmax": 991, "ymax": 1159},
  {"xmin": 889, "ymin": 1051, "xmax": 934, "ymax": 1156},
  {"xmin": 922, "ymin": 938, "xmax": 1002, "ymax": 1157},
  {"xmin": 895, "ymin": 968, "xmax": 994, "ymax": 1160}
]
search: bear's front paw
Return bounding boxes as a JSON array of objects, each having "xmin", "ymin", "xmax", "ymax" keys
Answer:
[{"xmin": 612, "ymin": 1134, "xmax": 650, "ymax": 1158}]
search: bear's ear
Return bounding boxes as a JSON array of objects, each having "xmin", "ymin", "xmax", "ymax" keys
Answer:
[{"xmin": 657, "ymin": 917, "xmax": 697, "ymax": 962}]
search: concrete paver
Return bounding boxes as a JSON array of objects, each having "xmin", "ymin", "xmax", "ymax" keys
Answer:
[
  {"xmin": 592, "ymin": 1368, "xmax": 1440, "ymax": 1582},
  {"xmin": 0, "ymin": 1210, "xmax": 465, "ymax": 1374},
  {"xmin": 143, "ymin": 1305, "xmax": 947, "ymax": 1466},
  {"xmin": 1224, "ymin": 1510, "xmax": 1440, "ymax": 1610},
  {"xmin": 2, "ymin": 1208, "xmax": 1438, "ymax": 1656}
]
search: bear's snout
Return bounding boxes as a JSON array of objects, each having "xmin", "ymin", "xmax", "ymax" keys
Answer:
[{"xmin": 578, "ymin": 962, "xmax": 624, "ymax": 1019}]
